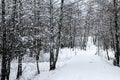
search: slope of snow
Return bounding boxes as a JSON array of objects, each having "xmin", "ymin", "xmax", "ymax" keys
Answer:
[{"xmin": 40, "ymin": 54, "xmax": 120, "ymax": 80}]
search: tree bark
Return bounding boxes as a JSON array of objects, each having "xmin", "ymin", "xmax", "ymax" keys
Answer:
[
  {"xmin": 49, "ymin": 0, "xmax": 64, "ymax": 70},
  {"xmin": 113, "ymin": 0, "xmax": 120, "ymax": 66},
  {"xmin": 106, "ymin": 49, "xmax": 110, "ymax": 60},
  {"xmin": 6, "ymin": 54, "xmax": 12, "ymax": 80},
  {"xmin": 1, "ymin": 0, "xmax": 7, "ymax": 80},
  {"xmin": 36, "ymin": 51, "xmax": 40, "ymax": 74},
  {"xmin": 54, "ymin": 0, "xmax": 64, "ymax": 69},
  {"xmin": 16, "ymin": 52, "xmax": 22, "ymax": 79},
  {"xmin": 49, "ymin": 0, "xmax": 55, "ymax": 70},
  {"xmin": 16, "ymin": 0, "xmax": 23, "ymax": 79}
]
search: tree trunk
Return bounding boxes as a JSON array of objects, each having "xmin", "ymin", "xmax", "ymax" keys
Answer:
[
  {"xmin": 16, "ymin": 52, "xmax": 22, "ymax": 79},
  {"xmin": 6, "ymin": 55, "xmax": 11, "ymax": 80},
  {"xmin": 1, "ymin": 0, "xmax": 7, "ymax": 80},
  {"xmin": 113, "ymin": 0, "xmax": 120, "ymax": 66},
  {"xmin": 49, "ymin": 0, "xmax": 56, "ymax": 70},
  {"xmin": 16, "ymin": 0, "xmax": 23, "ymax": 79},
  {"xmin": 106, "ymin": 49, "xmax": 110, "ymax": 60},
  {"xmin": 36, "ymin": 52, "xmax": 40, "ymax": 74},
  {"xmin": 50, "ymin": 47, "xmax": 55, "ymax": 70},
  {"xmin": 49, "ymin": 0, "xmax": 64, "ymax": 70},
  {"xmin": 54, "ymin": 0, "xmax": 64, "ymax": 69}
]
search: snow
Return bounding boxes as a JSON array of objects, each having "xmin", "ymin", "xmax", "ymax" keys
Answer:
[
  {"xmin": 44, "ymin": 54, "xmax": 120, "ymax": 80},
  {"xmin": 5, "ymin": 37, "xmax": 120, "ymax": 80}
]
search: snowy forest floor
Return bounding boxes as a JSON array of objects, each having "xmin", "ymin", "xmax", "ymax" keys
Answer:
[{"xmin": 7, "ymin": 38, "xmax": 120, "ymax": 80}]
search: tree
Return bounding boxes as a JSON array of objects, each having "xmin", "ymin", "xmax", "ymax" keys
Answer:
[
  {"xmin": 16, "ymin": 0, "xmax": 24, "ymax": 78},
  {"xmin": 55, "ymin": 0, "xmax": 64, "ymax": 69},
  {"xmin": 1, "ymin": 0, "xmax": 7, "ymax": 79},
  {"xmin": 49, "ymin": 0, "xmax": 64, "ymax": 70},
  {"xmin": 113, "ymin": 0, "xmax": 120, "ymax": 66},
  {"xmin": 32, "ymin": 37, "xmax": 42, "ymax": 74},
  {"xmin": 49, "ymin": 0, "xmax": 55, "ymax": 70}
]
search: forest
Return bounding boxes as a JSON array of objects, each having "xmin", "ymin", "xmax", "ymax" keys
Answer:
[{"xmin": 0, "ymin": 0, "xmax": 120, "ymax": 80}]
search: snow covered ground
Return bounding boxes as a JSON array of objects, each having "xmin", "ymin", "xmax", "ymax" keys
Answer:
[
  {"xmin": 8, "ymin": 37, "xmax": 120, "ymax": 80},
  {"xmin": 42, "ymin": 54, "xmax": 120, "ymax": 80}
]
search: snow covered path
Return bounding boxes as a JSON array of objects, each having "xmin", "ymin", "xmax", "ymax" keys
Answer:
[{"xmin": 46, "ymin": 54, "xmax": 120, "ymax": 80}]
